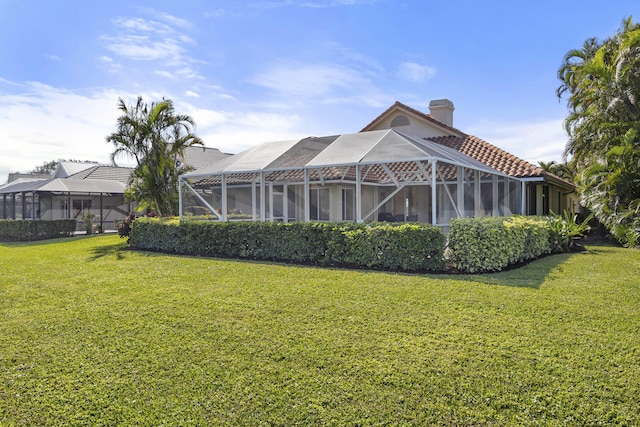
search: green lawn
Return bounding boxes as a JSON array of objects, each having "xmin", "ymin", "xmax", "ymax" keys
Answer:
[{"xmin": 1, "ymin": 235, "xmax": 639, "ymax": 426}]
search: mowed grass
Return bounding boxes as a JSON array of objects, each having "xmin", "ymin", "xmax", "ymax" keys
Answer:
[{"xmin": 0, "ymin": 235, "xmax": 639, "ymax": 426}]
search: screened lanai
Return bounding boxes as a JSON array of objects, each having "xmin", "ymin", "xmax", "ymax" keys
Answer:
[{"xmin": 179, "ymin": 129, "xmax": 524, "ymax": 227}]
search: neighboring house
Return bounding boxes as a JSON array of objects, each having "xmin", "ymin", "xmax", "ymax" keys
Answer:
[
  {"xmin": 0, "ymin": 161, "xmax": 134, "ymax": 232},
  {"xmin": 0, "ymin": 146, "xmax": 230, "ymax": 231},
  {"xmin": 180, "ymin": 100, "xmax": 575, "ymax": 228}
]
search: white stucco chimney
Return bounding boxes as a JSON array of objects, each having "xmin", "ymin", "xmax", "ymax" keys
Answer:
[{"xmin": 428, "ymin": 99, "xmax": 454, "ymax": 127}]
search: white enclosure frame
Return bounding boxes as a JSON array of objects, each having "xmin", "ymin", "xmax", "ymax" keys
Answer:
[{"xmin": 179, "ymin": 129, "xmax": 523, "ymax": 227}]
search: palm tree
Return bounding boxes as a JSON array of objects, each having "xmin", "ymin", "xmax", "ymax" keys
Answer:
[
  {"xmin": 538, "ymin": 160, "xmax": 574, "ymax": 181},
  {"xmin": 107, "ymin": 96, "xmax": 203, "ymax": 216},
  {"xmin": 557, "ymin": 17, "xmax": 640, "ymax": 246}
]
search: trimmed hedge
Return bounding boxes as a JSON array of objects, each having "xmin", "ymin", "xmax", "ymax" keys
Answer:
[
  {"xmin": 129, "ymin": 219, "xmax": 446, "ymax": 272},
  {"xmin": 0, "ymin": 219, "xmax": 77, "ymax": 241},
  {"xmin": 129, "ymin": 216, "xmax": 558, "ymax": 274},
  {"xmin": 445, "ymin": 216, "xmax": 552, "ymax": 273}
]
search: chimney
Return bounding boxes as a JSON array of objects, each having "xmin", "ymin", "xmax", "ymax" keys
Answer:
[{"xmin": 429, "ymin": 99, "xmax": 454, "ymax": 127}]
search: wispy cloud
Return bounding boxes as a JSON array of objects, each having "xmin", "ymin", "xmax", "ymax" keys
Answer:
[
  {"xmin": 252, "ymin": 62, "xmax": 365, "ymax": 98},
  {"xmin": 396, "ymin": 61, "xmax": 437, "ymax": 83},
  {"xmin": 100, "ymin": 11, "xmax": 202, "ymax": 78}
]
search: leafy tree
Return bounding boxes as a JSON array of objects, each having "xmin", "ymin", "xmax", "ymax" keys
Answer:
[
  {"xmin": 537, "ymin": 160, "xmax": 574, "ymax": 180},
  {"xmin": 30, "ymin": 160, "xmax": 59, "ymax": 175},
  {"xmin": 107, "ymin": 96, "xmax": 203, "ymax": 216},
  {"xmin": 557, "ymin": 17, "xmax": 640, "ymax": 246}
]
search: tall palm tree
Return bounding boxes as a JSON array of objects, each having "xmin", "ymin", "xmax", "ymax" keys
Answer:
[
  {"xmin": 537, "ymin": 160, "xmax": 574, "ymax": 181},
  {"xmin": 557, "ymin": 17, "xmax": 640, "ymax": 246},
  {"xmin": 107, "ymin": 96, "xmax": 203, "ymax": 216}
]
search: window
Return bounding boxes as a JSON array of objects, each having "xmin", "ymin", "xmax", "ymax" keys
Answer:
[
  {"xmin": 390, "ymin": 114, "xmax": 410, "ymax": 127},
  {"xmin": 542, "ymin": 185, "xmax": 550, "ymax": 215},
  {"xmin": 342, "ymin": 188, "xmax": 354, "ymax": 221},
  {"xmin": 72, "ymin": 199, "xmax": 92, "ymax": 219},
  {"xmin": 309, "ymin": 188, "xmax": 329, "ymax": 221}
]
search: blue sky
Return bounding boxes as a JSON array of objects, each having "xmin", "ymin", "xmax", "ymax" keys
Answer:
[{"xmin": 1, "ymin": 0, "xmax": 638, "ymax": 181}]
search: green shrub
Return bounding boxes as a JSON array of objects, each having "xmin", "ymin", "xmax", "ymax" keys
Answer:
[
  {"xmin": 0, "ymin": 219, "xmax": 76, "ymax": 241},
  {"xmin": 446, "ymin": 216, "xmax": 552, "ymax": 273},
  {"xmin": 548, "ymin": 210, "xmax": 594, "ymax": 252},
  {"xmin": 129, "ymin": 219, "xmax": 445, "ymax": 272}
]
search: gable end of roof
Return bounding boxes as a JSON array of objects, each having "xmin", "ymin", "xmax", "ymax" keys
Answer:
[{"xmin": 361, "ymin": 101, "xmax": 467, "ymax": 137}]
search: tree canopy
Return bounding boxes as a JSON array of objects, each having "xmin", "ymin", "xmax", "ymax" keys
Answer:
[
  {"xmin": 557, "ymin": 17, "xmax": 640, "ymax": 247},
  {"xmin": 107, "ymin": 96, "xmax": 203, "ymax": 216}
]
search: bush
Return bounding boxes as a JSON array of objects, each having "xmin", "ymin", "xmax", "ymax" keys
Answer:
[
  {"xmin": 446, "ymin": 216, "xmax": 552, "ymax": 273},
  {"xmin": 0, "ymin": 219, "xmax": 76, "ymax": 241},
  {"xmin": 547, "ymin": 210, "xmax": 594, "ymax": 252},
  {"xmin": 129, "ymin": 219, "xmax": 446, "ymax": 272}
]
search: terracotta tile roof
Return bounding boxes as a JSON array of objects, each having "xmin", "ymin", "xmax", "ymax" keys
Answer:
[
  {"xmin": 428, "ymin": 134, "xmax": 574, "ymax": 188},
  {"xmin": 428, "ymin": 134, "xmax": 544, "ymax": 178}
]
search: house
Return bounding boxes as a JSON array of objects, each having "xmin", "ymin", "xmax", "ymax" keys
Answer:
[
  {"xmin": 362, "ymin": 100, "xmax": 578, "ymax": 216},
  {"xmin": 179, "ymin": 100, "xmax": 575, "ymax": 228},
  {"xmin": 0, "ymin": 146, "xmax": 231, "ymax": 231},
  {"xmin": 0, "ymin": 161, "xmax": 134, "ymax": 232}
]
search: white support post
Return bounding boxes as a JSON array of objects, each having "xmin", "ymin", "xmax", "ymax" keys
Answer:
[
  {"xmin": 304, "ymin": 169, "xmax": 310, "ymax": 222},
  {"xmin": 259, "ymin": 172, "xmax": 265, "ymax": 222},
  {"xmin": 221, "ymin": 174, "xmax": 228, "ymax": 221},
  {"xmin": 178, "ymin": 177, "xmax": 183, "ymax": 221},
  {"xmin": 431, "ymin": 160, "xmax": 437, "ymax": 225},
  {"xmin": 355, "ymin": 165, "xmax": 362, "ymax": 223},
  {"xmin": 492, "ymin": 174, "xmax": 499, "ymax": 216},
  {"xmin": 474, "ymin": 170, "xmax": 482, "ymax": 217},
  {"xmin": 457, "ymin": 166, "xmax": 464, "ymax": 218},
  {"xmin": 251, "ymin": 179, "xmax": 257, "ymax": 220},
  {"xmin": 283, "ymin": 184, "xmax": 289, "ymax": 222}
]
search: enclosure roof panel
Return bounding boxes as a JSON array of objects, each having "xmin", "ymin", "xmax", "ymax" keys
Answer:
[
  {"xmin": 38, "ymin": 179, "xmax": 126, "ymax": 193},
  {"xmin": 184, "ymin": 129, "xmax": 507, "ymax": 179},
  {"xmin": 185, "ymin": 138, "xmax": 302, "ymax": 176},
  {"xmin": 0, "ymin": 177, "xmax": 125, "ymax": 194},
  {"xmin": 306, "ymin": 130, "xmax": 391, "ymax": 166}
]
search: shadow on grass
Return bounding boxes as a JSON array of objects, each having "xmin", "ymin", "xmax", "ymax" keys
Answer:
[
  {"xmin": 0, "ymin": 235, "xmax": 88, "ymax": 247},
  {"xmin": 101, "ymin": 244, "xmax": 615, "ymax": 289},
  {"xmin": 456, "ymin": 251, "xmax": 585, "ymax": 289},
  {"xmin": 88, "ymin": 242, "xmax": 127, "ymax": 261}
]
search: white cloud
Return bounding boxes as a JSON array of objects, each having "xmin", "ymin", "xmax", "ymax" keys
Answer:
[
  {"xmin": 396, "ymin": 61, "xmax": 436, "ymax": 82},
  {"xmin": 100, "ymin": 13, "xmax": 199, "ymax": 75},
  {"xmin": 251, "ymin": 63, "xmax": 354, "ymax": 97},
  {"xmin": 467, "ymin": 118, "xmax": 568, "ymax": 164},
  {"xmin": 251, "ymin": 62, "xmax": 383, "ymax": 103},
  {"xmin": 154, "ymin": 70, "xmax": 176, "ymax": 79},
  {"xmin": 103, "ymin": 34, "xmax": 184, "ymax": 61},
  {"xmin": 180, "ymin": 103, "xmax": 304, "ymax": 154},
  {"xmin": 0, "ymin": 83, "xmax": 129, "ymax": 180},
  {"xmin": 185, "ymin": 90, "xmax": 200, "ymax": 98},
  {"xmin": 0, "ymin": 80, "xmax": 311, "ymax": 184}
]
